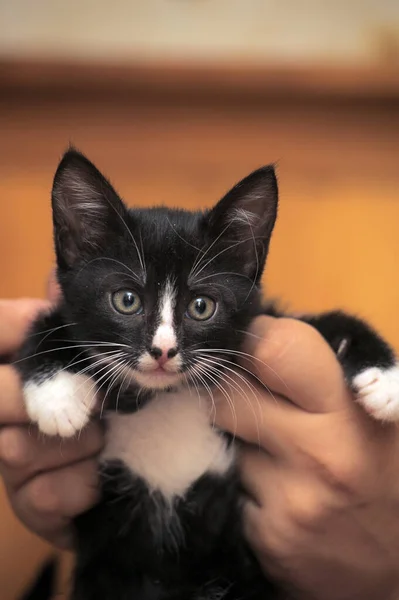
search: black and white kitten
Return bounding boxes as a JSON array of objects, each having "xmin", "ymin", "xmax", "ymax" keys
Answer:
[{"xmin": 16, "ymin": 150, "xmax": 399, "ymax": 600}]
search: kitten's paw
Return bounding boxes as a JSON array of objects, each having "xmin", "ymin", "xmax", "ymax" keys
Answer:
[
  {"xmin": 353, "ymin": 365, "xmax": 399, "ymax": 422},
  {"xmin": 24, "ymin": 372, "xmax": 97, "ymax": 437}
]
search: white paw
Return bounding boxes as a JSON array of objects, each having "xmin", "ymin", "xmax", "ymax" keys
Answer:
[
  {"xmin": 353, "ymin": 365, "xmax": 399, "ymax": 422},
  {"xmin": 24, "ymin": 372, "xmax": 98, "ymax": 437}
]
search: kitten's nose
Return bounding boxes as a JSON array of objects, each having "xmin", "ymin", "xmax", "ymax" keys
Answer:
[{"xmin": 149, "ymin": 346, "xmax": 178, "ymax": 365}]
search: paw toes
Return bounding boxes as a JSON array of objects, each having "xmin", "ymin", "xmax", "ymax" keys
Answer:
[
  {"xmin": 353, "ymin": 365, "xmax": 399, "ymax": 422},
  {"xmin": 23, "ymin": 373, "xmax": 96, "ymax": 438}
]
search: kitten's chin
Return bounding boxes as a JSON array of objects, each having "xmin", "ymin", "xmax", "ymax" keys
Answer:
[{"xmin": 130, "ymin": 369, "xmax": 183, "ymax": 391}]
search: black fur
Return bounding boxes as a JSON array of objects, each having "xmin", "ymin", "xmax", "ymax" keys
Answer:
[
  {"xmin": 72, "ymin": 462, "xmax": 275, "ymax": 600},
  {"xmin": 15, "ymin": 149, "xmax": 396, "ymax": 600},
  {"xmin": 304, "ymin": 310, "xmax": 395, "ymax": 383}
]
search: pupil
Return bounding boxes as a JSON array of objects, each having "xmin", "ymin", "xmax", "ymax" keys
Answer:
[
  {"xmin": 123, "ymin": 292, "xmax": 135, "ymax": 307},
  {"xmin": 195, "ymin": 298, "xmax": 206, "ymax": 314}
]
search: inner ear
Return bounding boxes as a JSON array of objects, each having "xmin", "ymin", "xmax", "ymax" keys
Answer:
[
  {"xmin": 205, "ymin": 165, "xmax": 278, "ymax": 280},
  {"xmin": 52, "ymin": 148, "xmax": 128, "ymax": 269}
]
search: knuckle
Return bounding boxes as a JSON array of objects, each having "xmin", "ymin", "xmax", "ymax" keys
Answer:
[
  {"xmin": 287, "ymin": 491, "xmax": 326, "ymax": 532},
  {"xmin": 28, "ymin": 473, "xmax": 61, "ymax": 515},
  {"xmin": 302, "ymin": 445, "xmax": 365, "ymax": 498},
  {"xmin": 0, "ymin": 427, "xmax": 30, "ymax": 469},
  {"xmin": 255, "ymin": 318, "xmax": 316, "ymax": 366},
  {"xmin": 323, "ymin": 457, "xmax": 365, "ymax": 496}
]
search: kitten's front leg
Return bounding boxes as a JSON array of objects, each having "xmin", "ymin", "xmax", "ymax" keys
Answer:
[
  {"xmin": 304, "ymin": 311, "xmax": 399, "ymax": 421},
  {"xmin": 15, "ymin": 309, "xmax": 98, "ymax": 437}
]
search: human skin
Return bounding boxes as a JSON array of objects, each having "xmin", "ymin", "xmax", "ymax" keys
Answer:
[
  {"xmin": 214, "ymin": 316, "xmax": 399, "ymax": 600},
  {"xmin": 1, "ymin": 285, "xmax": 399, "ymax": 599},
  {"xmin": 0, "ymin": 281, "xmax": 103, "ymax": 549}
]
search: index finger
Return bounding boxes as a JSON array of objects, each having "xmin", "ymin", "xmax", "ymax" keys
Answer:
[
  {"xmin": 0, "ymin": 299, "xmax": 50, "ymax": 358},
  {"xmin": 0, "ymin": 365, "xmax": 28, "ymax": 423},
  {"xmin": 241, "ymin": 316, "xmax": 349, "ymax": 413}
]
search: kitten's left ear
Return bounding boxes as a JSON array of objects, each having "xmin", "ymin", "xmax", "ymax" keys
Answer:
[{"xmin": 206, "ymin": 166, "xmax": 278, "ymax": 280}]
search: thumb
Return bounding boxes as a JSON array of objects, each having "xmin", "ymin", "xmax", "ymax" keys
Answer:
[
  {"xmin": 46, "ymin": 268, "xmax": 62, "ymax": 305},
  {"xmin": 240, "ymin": 316, "xmax": 350, "ymax": 413}
]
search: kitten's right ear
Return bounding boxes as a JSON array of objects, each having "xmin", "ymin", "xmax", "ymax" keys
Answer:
[{"xmin": 52, "ymin": 149, "xmax": 127, "ymax": 268}]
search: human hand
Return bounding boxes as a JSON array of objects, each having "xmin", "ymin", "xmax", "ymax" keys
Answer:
[
  {"xmin": 214, "ymin": 316, "xmax": 399, "ymax": 600},
  {"xmin": 0, "ymin": 277, "xmax": 104, "ymax": 549}
]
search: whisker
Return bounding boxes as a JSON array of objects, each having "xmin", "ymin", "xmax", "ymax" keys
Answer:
[
  {"xmin": 196, "ymin": 356, "xmax": 262, "ymax": 445},
  {"xmin": 192, "ymin": 348, "xmax": 289, "ymax": 393},
  {"xmin": 49, "ymin": 339, "xmax": 131, "ymax": 348},
  {"xmin": 193, "ymin": 363, "xmax": 238, "ymax": 438},
  {"xmin": 114, "ymin": 365, "xmax": 132, "ymax": 413},
  {"xmin": 240, "ymin": 210, "xmax": 259, "ymax": 301},
  {"xmin": 13, "ymin": 342, "xmax": 130, "ymax": 364},
  {"xmin": 100, "ymin": 357, "xmax": 132, "ymax": 410},
  {"xmin": 190, "ymin": 235, "xmax": 264, "ymax": 282},
  {"xmin": 189, "ymin": 221, "xmax": 233, "ymax": 280},
  {"xmin": 75, "ymin": 256, "xmax": 142, "ymax": 285},
  {"xmin": 166, "ymin": 216, "xmax": 202, "ymax": 252},
  {"xmin": 60, "ymin": 350, "xmax": 126, "ymax": 379},
  {"xmin": 189, "ymin": 366, "xmax": 217, "ymax": 428},
  {"xmin": 69, "ymin": 359, "xmax": 122, "ymax": 439},
  {"xmin": 27, "ymin": 322, "xmax": 77, "ymax": 340},
  {"xmin": 198, "ymin": 353, "xmax": 278, "ymax": 409},
  {"xmin": 33, "ymin": 324, "xmax": 85, "ymax": 355},
  {"xmin": 108, "ymin": 203, "xmax": 147, "ymax": 279},
  {"xmin": 101, "ymin": 359, "xmax": 130, "ymax": 417},
  {"xmin": 192, "ymin": 272, "xmax": 254, "ymax": 285},
  {"xmin": 92, "ymin": 360, "xmax": 129, "ymax": 421}
]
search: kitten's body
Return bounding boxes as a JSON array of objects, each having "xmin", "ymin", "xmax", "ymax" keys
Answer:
[{"xmin": 16, "ymin": 150, "xmax": 399, "ymax": 600}]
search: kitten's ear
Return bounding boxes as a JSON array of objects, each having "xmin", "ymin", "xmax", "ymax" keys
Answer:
[
  {"xmin": 51, "ymin": 148, "xmax": 127, "ymax": 268},
  {"xmin": 206, "ymin": 166, "xmax": 278, "ymax": 280}
]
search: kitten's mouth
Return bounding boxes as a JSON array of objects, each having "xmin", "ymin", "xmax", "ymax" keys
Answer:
[
  {"xmin": 130, "ymin": 367, "xmax": 183, "ymax": 390},
  {"xmin": 150, "ymin": 366, "xmax": 173, "ymax": 376}
]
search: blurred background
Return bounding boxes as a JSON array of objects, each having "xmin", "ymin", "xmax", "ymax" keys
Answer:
[{"xmin": 0, "ymin": 1, "xmax": 398, "ymax": 597}]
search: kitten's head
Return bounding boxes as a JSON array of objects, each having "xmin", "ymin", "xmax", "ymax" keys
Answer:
[{"xmin": 52, "ymin": 149, "xmax": 278, "ymax": 393}]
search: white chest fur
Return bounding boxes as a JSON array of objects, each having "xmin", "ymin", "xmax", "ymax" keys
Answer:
[{"xmin": 102, "ymin": 389, "xmax": 234, "ymax": 499}]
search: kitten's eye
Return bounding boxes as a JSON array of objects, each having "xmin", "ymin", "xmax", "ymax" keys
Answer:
[
  {"xmin": 111, "ymin": 290, "xmax": 143, "ymax": 315},
  {"xmin": 186, "ymin": 296, "xmax": 216, "ymax": 321}
]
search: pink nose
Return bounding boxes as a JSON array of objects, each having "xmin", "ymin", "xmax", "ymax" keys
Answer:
[{"xmin": 149, "ymin": 346, "xmax": 178, "ymax": 365}]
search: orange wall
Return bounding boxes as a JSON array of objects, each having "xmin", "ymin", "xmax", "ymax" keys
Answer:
[{"xmin": 0, "ymin": 94, "xmax": 398, "ymax": 598}]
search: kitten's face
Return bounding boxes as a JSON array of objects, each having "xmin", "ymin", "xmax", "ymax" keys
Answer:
[{"xmin": 52, "ymin": 150, "xmax": 278, "ymax": 393}]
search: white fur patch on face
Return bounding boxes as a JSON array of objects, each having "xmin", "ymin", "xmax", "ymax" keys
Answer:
[
  {"xmin": 132, "ymin": 279, "xmax": 183, "ymax": 390},
  {"xmin": 353, "ymin": 364, "xmax": 399, "ymax": 421},
  {"xmin": 24, "ymin": 372, "xmax": 98, "ymax": 437},
  {"xmin": 152, "ymin": 280, "xmax": 177, "ymax": 352},
  {"xmin": 102, "ymin": 390, "xmax": 234, "ymax": 499}
]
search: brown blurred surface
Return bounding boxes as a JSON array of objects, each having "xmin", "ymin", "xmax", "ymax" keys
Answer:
[{"xmin": 0, "ymin": 62, "xmax": 398, "ymax": 598}]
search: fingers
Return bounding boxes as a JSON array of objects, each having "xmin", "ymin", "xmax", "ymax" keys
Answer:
[
  {"xmin": 0, "ymin": 421, "xmax": 104, "ymax": 489},
  {"xmin": 21, "ymin": 458, "xmax": 100, "ymax": 518},
  {"xmin": 241, "ymin": 316, "xmax": 350, "ymax": 413},
  {"xmin": 0, "ymin": 366, "xmax": 28, "ymax": 423},
  {"xmin": 238, "ymin": 445, "xmax": 273, "ymax": 504},
  {"xmin": 0, "ymin": 299, "xmax": 50, "ymax": 357},
  {"xmin": 238, "ymin": 447, "xmax": 288, "ymax": 575},
  {"xmin": 0, "ymin": 269, "xmax": 61, "ymax": 360},
  {"xmin": 0, "ymin": 421, "xmax": 104, "ymax": 549},
  {"xmin": 214, "ymin": 379, "xmax": 302, "ymax": 455},
  {"xmin": 9, "ymin": 458, "xmax": 100, "ymax": 549},
  {"xmin": 213, "ymin": 315, "xmax": 352, "ymax": 450}
]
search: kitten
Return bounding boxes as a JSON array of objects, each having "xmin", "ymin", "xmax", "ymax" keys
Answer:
[{"xmin": 15, "ymin": 149, "xmax": 399, "ymax": 600}]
